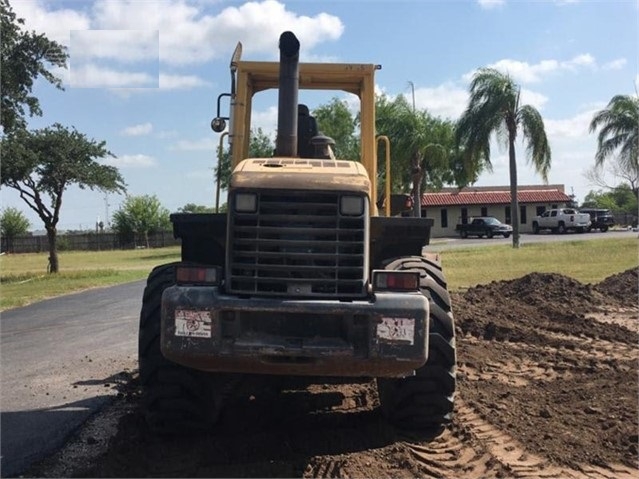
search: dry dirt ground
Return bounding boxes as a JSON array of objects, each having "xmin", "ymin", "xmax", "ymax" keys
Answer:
[{"xmin": 27, "ymin": 268, "xmax": 638, "ymax": 478}]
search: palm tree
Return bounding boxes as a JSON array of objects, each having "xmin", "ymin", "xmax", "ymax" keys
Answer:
[
  {"xmin": 456, "ymin": 68, "xmax": 551, "ymax": 248},
  {"xmin": 589, "ymin": 95, "xmax": 639, "ymax": 196}
]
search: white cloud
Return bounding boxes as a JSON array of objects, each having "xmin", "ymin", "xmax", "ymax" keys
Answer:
[
  {"xmin": 414, "ymin": 83, "xmax": 469, "ymax": 119},
  {"xmin": 562, "ymin": 53, "xmax": 595, "ymax": 70},
  {"xmin": 478, "ymin": 0, "xmax": 506, "ymax": 9},
  {"xmin": 464, "ymin": 53, "xmax": 598, "ymax": 84},
  {"xmin": 250, "ymin": 106, "xmax": 279, "ymax": 136},
  {"xmin": 545, "ymin": 109, "xmax": 597, "ymax": 139},
  {"xmin": 159, "ymin": 74, "xmax": 210, "ymax": 89},
  {"xmin": 14, "ymin": 0, "xmax": 343, "ymax": 67},
  {"xmin": 103, "ymin": 154, "xmax": 156, "ymax": 168},
  {"xmin": 121, "ymin": 123, "xmax": 153, "ymax": 136},
  {"xmin": 602, "ymin": 58, "xmax": 627, "ymax": 70},
  {"xmin": 70, "ymin": 64, "xmax": 157, "ymax": 88},
  {"xmin": 92, "ymin": 0, "xmax": 344, "ymax": 66},
  {"xmin": 11, "ymin": 0, "xmax": 90, "ymax": 46},
  {"xmin": 71, "ymin": 30, "xmax": 159, "ymax": 63},
  {"xmin": 520, "ymin": 88, "xmax": 548, "ymax": 111}
]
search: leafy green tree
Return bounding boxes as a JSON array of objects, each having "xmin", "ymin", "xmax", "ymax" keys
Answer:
[
  {"xmin": 177, "ymin": 203, "xmax": 215, "ymax": 213},
  {"xmin": 112, "ymin": 195, "xmax": 171, "ymax": 248},
  {"xmin": 456, "ymin": 68, "xmax": 551, "ymax": 248},
  {"xmin": 0, "ymin": 0, "xmax": 68, "ymax": 133},
  {"xmin": 582, "ymin": 184, "xmax": 638, "ymax": 216},
  {"xmin": 1, "ymin": 123, "xmax": 125, "ymax": 272},
  {"xmin": 589, "ymin": 95, "xmax": 639, "ymax": 191},
  {"xmin": 0, "ymin": 206, "xmax": 30, "ymax": 253},
  {"xmin": 215, "ymin": 127, "xmax": 275, "ymax": 191},
  {"xmin": 313, "ymin": 97, "xmax": 359, "ymax": 160},
  {"xmin": 376, "ymin": 94, "xmax": 456, "ymax": 216}
]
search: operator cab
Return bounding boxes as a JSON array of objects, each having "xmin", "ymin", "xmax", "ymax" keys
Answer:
[{"xmin": 297, "ymin": 103, "xmax": 335, "ymax": 160}]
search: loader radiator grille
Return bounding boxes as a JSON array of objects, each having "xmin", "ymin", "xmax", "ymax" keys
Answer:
[{"xmin": 227, "ymin": 191, "xmax": 367, "ymax": 298}]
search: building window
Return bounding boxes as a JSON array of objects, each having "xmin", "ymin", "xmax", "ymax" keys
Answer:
[
  {"xmin": 461, "ymin": 208, "xmax": 468, "ymax": 224},
  {"xmin": 536, "ymin": 206, "xmax": 546, "ymax": 216},
  {"xmin": 551, "ymin": 204, "xmax": 558, "ymax": 209},
  {"xmin": 520, "ymin": 205, "xmax": 527, "ymax": 224},
  {"xmin": 481, "ymin": 207, "xmax": 488, "ymax": 217},
  {"xmin": 441, "ymin": 209, "xmax": 448, "ymax": 228},
  {"xmin": 505, "ymin": 206, "xmax": 511, "ymax": 224}
]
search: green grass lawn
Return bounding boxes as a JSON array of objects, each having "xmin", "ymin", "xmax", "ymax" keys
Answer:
[
  {"xmin": 0, "ymin": 247, "xmax": 181, "ymax": 311},
  {"xmin": 435, "ymin": 237, "xmax": 638, "ymax": 291},
  {"xmin": 0, "ymin": 238, "xmax": 636, "ymax": 311}
]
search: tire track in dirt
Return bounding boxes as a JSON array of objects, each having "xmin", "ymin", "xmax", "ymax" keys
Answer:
[
  {"xmin": 24, "ymin": 269, "xmax": 639, "ymax": 478},
  {"xmin": 404, "ymin": 395, "xmax": 637, "ymax": 479},
  {"xmin": 451, "ymin": 398, "xmax": 637, "ymax": 478},
  {"xmin": 458, "ymin": 327, "xmax": 637, "ymax": 388}
]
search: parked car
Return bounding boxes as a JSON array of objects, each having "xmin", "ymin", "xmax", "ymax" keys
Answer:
[
  {"xmin": 456, "ymin": 216, "xmax": 513, "ymax": 239},
  {"xmin": 579, "ymin": 208, "xmax": 615, "ymax": 232},
  {"xmin": 531, "ymin": 208, "xmax": 591, "ymax": 234}
]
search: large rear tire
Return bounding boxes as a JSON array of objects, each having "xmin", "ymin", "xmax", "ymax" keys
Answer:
[
  {"xmin": 139, "ymin": 263, "xmax": 225, "ymax": 434},
  {"xmin": 377, "ymin": 256, "xmax": 456, "ymax": 431}
]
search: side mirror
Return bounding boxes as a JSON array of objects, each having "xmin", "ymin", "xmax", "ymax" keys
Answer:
[{"xmin": 211, "ymin": 117, "xmax": 227, "ymax": 133}]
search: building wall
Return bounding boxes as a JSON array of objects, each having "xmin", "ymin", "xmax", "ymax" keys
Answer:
[{"xmin": 424, "ymin": 202, "xmax": 569, "ymax": 238}]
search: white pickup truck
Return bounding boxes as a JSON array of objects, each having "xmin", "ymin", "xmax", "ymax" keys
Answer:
[{"xmin": 532, "ymin": 208, "xmax": 591, "ymax": 234}]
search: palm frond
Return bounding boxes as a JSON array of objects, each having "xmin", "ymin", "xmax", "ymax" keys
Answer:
[
  {"xmin": 590, "ymin": 94, "xmax": 639, "ymax": 169},
  {"xmin": 518, "ymin": 105, "xmax": 551, "ymax": 182}
]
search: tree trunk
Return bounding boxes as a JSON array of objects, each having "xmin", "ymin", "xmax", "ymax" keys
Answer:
[
  {"xmin": 509, "ymin": 136, "xmax": 520, "ymax": 249},
  {"xmin": 412, "ymin": 151, "xmax": 422, "ymax": 218},
  {"xmin": 46, "ymin": 226, "xmax": 59, "ymax": 273}
]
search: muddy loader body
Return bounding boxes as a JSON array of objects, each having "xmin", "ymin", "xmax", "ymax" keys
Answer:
[{"xmin": 139, "ymin": 32, "xmax": 456, "ymax": 433}]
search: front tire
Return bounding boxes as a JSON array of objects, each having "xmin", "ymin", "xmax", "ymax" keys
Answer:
[
  {"xmin": 600, "ymin": 226, "xmax": 609, "ymax": 232},
  {"xmin": 377, "ymin": 256, "xmax": 456, "ymax": 431},
  {"xmin": 503, "ymin": 233, "xmax": 511, "ymax": 238},
  {"xmin": 139, "ymin": 263, "xmax": 225, "ymax": 434},
  {"xmin": 460, "ymin": 230, "xmax": 468, "ymax": 239}
]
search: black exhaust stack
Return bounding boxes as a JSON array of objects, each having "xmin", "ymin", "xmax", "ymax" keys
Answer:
[{"xmin": 275, "ymin": 31, "xmax": 300, "ymax": 157}]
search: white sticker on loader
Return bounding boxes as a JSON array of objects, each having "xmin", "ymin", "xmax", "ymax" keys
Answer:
[
  {"xmin": 175, "ymin": 310, "xmax": 212, "ymax": 338},
  {"xmin": 377, "ymin": 317, "xmax": 415, "ymax": 345}
]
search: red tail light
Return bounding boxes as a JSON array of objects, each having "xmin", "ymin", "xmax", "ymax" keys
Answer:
[
  {"xmin": 372, "ymin": 271, "xmax": 420, "ymax": 292},
  {"xmin": 176, "ymin": 266, "xmax": 220, "ymax": 285}
]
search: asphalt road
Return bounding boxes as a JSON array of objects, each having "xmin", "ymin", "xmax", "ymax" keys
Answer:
[
  {"xmin": 426, "ymin": 229, "xmax": 635, "ymax": 251},
  {"xmin": 0, "ymin": 280, "xmax": 145, "ymax": 477}
]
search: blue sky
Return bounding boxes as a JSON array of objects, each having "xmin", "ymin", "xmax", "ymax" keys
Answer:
[{"xmin": 2, "ymin": 0, "xmax": 637, "ymax": 231}]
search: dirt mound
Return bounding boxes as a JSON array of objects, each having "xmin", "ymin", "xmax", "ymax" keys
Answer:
[
  {"xmin": 594, "ymin": 267, "xmax": 638, "ymax": 304},
  {"xmin": 456, "ymin": 272, "xmax": 636, "ymax": 346},
  {"xmin": 26, "ymin": 269, "xmax": 639, "ymax": 478}
]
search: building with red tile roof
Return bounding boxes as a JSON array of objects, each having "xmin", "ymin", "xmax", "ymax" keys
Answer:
[{"xmin": 415, "ymin": 184, "xmax": 575, "ymax": 237}]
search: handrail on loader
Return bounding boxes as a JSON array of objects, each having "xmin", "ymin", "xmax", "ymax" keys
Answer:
[{"xmin": 376, "ymin": 135, "xmax": 391, "ymax": 217}]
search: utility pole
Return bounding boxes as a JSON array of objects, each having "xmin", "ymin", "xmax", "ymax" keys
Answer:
[
  {"xmin": 407, "ymin": 80, "xmax": 416, "ymax": 112},
  {"xmin": 104, "ymin": 193, "xmax": 110, "ymax": 229}
]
